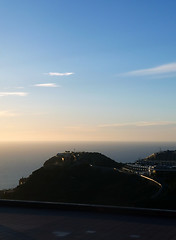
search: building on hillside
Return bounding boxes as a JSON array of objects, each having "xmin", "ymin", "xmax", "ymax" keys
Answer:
[{"xmin": 19, "ymin": 177, "xmax": 28, "ymax": 185}]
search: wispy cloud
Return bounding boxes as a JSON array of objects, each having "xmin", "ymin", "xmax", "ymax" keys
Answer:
[
  {"xmin": 47, "ymin": 72, "xmax": 74, "ymax": 76},
  {"xmin": 0, "ymin": 111, "xmax": 17, "ymax": 117},
  {"xmin": 34, "ymin": 83, "xmax": 60, "ymax": 88},
  {"xmin": 64, "ymin": 125, "xmax": 96, "ymax": 132},
  {"xmin": 0, "ymin": 92, "xmax": 28, "ymax": 97},
  {"xmin": 15, "ymin": 86, "xmax": 25, "ymax": 89},
  {"xmin": 99, "ymin": 121, "xmax": 176, "ymax": 128},
  {"xmin": 120, "ymin": 62, "xmax": 176, "ymax": 77}
]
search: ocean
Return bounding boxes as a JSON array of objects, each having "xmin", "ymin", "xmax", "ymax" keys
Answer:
[{"xmin": 0, "ymin": 141, "xmax": 176, "ymax": 190}]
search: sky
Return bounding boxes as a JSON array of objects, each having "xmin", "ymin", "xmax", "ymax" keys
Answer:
[{"xmin": 0, "ymin": 0, "xmax": 176, "ymax": 142}]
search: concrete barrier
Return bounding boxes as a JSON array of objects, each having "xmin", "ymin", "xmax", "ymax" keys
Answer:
[{"xmin": 0, "ymin": 199, "xmax": 176, "ymax": 218}]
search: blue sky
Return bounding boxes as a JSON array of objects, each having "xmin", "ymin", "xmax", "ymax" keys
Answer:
[{"xmin": 0, "ymin": 0, "xmax": 176, "ymax": 141}]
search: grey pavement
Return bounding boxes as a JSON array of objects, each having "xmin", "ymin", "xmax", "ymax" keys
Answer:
[{"xmin": 0, "ymin": 206, "xmax": 175, "ymax": 239}]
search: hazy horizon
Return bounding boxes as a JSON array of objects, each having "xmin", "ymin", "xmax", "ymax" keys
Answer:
[{"xmin": 0, "ymin": 141, "xmax": 176, "ymax": 189}]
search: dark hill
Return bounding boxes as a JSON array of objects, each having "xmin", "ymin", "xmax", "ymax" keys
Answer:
[
  {"xmin": 44, "ymin": 151, "xmax": 121, "ymax": 168},
  {"xmin": 137, "ymin": 150, "xmax": 176, "ymax": 165},
  {"xmin": 3, "ymin": 152, "xmax": 158, "ymax": 207},
  {"xmin": 135, "ymin": 150, "xmax": 176, "ymax": 210}
]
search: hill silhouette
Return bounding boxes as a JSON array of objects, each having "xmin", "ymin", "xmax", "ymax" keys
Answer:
[
  {"xmin": 3, "ymin": 152, "xmax": 158, "ymax": 207},
  {"xmin": 136, "ymin": 150, "xmax": 176, "ymax": 165}
]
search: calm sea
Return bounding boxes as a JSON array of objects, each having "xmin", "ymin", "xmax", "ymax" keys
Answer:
[{"xmin": 0, "ymin": 141, "xmax": 176, "ymax": 190}]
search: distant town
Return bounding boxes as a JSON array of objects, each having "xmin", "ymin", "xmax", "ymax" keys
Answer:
[{"xmin": 124, "ymin": 150, "xmax": 176, "ymax": 176}]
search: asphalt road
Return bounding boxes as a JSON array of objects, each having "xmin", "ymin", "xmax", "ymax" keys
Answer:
[{"xmin": 0, "ymin": 206, "xmax": 175, "ymax": 239}]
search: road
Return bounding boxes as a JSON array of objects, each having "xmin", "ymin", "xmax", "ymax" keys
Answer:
[{"xmin": 0, "ymin": 205, "xmax": 175, "ymax": 239}]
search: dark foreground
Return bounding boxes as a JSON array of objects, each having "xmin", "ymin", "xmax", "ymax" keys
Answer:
[{"xmin": 0, "ymin": 203, "xmax": 176, "ymax": 239}]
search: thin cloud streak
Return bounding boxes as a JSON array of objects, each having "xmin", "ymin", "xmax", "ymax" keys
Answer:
[
  {"xmin": 120, "ymin": 62, "xmax": 176, "ymax": 77},
  {"xmin": 47, "ymin": 72, "xmax": 74, "ymax": 76},
  {"xmin": 15, "ymin": 86, "xmax": 25, "ymax": 89},
  {"xmin": 34, "ymin": 83, "xmax": 60, "ymax": 88},
  {"xmin": 0, "ymin": 111, "xmax": 17, "ymax": 117},
  {"xmin": 0, "ymin": 92, "xmax": 28, "ymax": 97},
  {"xmin": 99, "ymin": 121, "xmax": 176, "ymax": 128},
  {"xmin": 64, "ymin": 125, "xmax": 96, "ymax": 133}
]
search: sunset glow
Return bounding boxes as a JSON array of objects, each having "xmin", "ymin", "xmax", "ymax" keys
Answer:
[{"xmin": 0, "ymin": 1, "xmax": 176, "ymax": 142}]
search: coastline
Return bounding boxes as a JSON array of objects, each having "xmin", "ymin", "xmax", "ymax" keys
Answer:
[{"xmin": 0, "ymin": 141, "xmax": 176, "ymax": 189}]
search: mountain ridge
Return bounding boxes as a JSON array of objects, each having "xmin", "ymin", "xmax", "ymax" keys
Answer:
[{"xmin": 2, "ymin": 151, "xmax": 158, "ymax": 207}]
